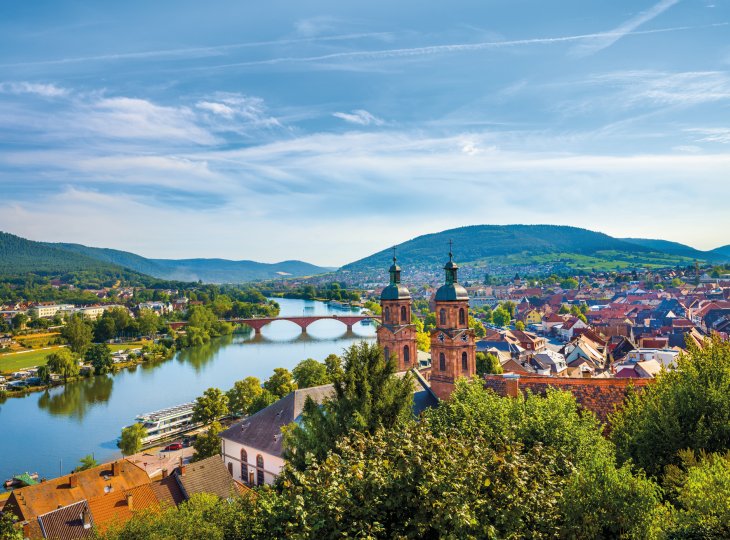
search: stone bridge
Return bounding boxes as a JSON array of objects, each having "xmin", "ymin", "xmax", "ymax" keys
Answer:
[{"xmin": 169, "ymin": 315, "xmax": 379, "ymax": 334}]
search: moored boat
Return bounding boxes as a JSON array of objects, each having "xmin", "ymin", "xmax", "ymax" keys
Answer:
[
  {"xmin": 4, "ymin": 472, "xmax": 39, "ymax": 489},
  {"xmin": 132, "ymin": 402, "xmax": 202, "ymax": 445}
]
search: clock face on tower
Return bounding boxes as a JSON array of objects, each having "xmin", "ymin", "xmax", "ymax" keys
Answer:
[
  {"xmin": 438, "ymin": 333, "xmax": 445, "ymax": 342},
  {"xmin": 461, "ymin": 333, "xmax": 468, "ymax": 342}
]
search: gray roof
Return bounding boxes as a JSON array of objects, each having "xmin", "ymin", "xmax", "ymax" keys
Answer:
[
  {"xmin": 434, "ymin": 283, "xmax": 469, "ymax": 302},
  {"xmin": 221, "ymin": 371, "xmax": 439, "ymax": 457},
  {"xmin": 220, "ymin": 385, "xmax": 334, "ymax": 458},
  {"xmin": 37, "ymin": 500, "xmax": 94, "ymax": 540},
  {"xmin": 381, "ymin": 284, "xmax": 411, "ymax": 301},
  {"xmin": 175, "ymin": 455, "xmax": 241, "ymax": 500}
]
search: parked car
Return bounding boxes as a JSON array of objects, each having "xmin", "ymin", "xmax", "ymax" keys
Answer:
[{"xmin": 164, "ymin": 442, "xmax": 183, "ymax": 451}]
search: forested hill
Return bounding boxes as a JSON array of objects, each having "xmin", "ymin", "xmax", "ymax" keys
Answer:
[
  {"xmin": 620, "ymin": 238, "xmax": 728, "ymax": 262},
  {"xmin": 0, "ymin": 231, "xmax": 332, "ymax": 283},
  {"xmin": 341, "ymin": 225, "xmax": 710, "ymax": 272},
  {"xmin": 0, "ymin": 232, "xmax": 129, "ymax": 275}
]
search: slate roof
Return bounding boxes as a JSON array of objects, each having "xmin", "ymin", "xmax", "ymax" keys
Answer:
[
  {"xmin": 36, "ymin": 500, "xmax": 94, "ymax": 540},
  {"xmin": 221, "ymin": 370, "xmax": 439, "ymax": 456},
  {"xmin": 150, "ymin": 475, "xmax": 186, "ymax": 508},
  {"xmin": 175, "ymin": 455, "xmax": 245, "ymax": 500}
]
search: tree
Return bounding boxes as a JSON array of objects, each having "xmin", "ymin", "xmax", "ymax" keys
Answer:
[
  {"xmin": 0, "ymin": 512, "xmax": 23, "ymax": 540},
  {"xmin": 249, "ymin": 389, "xmax": 277, "ymax": 415},
  {"xmin": 611, "ymin": 337, "xmax": 730, "ymax": 477},
  {"xmin": 468, "ymin": 316, "xmax": 486, "ymax": 337},
  {"xmin": 662, "ymin": 451, "xmax": 730, "ymax": 538},
  {"xmin": 476, "ymin": 352, "xmax": 503, "ymax": 375},
  {"xmin": 263, "ymin": 368, "xmax": 297, "ymax": 398},
  {"xmin": 559, "ymin": 304, "xmax": 570, "ymax": 314},
  {"xmin": 515, "ymin": 320, "xmax": 526, "ymax": 331},
  {"xmin": 292, "ymin": 358, "xmax": 330, "ymax": 389},
  {"xmin": 62, "ymin": 314, "xmax": 93, "ymax": 354},
  {"xmin": 502, "ymin": 301, "xmax": 516, "ymax": 318},
  {"xmin": 118, "ymin": 423, "xmax": 147, "ymax": 456},
  {"xmin": 94, "ymin": 315, "xmax": 116, "ymax": 342},
  {"xmin": 561, "ymin": 278, "xmax": 579, "ymax": 290},
  {"xmin": 74, "ymin": 454, "xmax": 98, "ymax": 472},
  {"xmin": 192, "ymin": 387, "xmax": 229, "ymax": 424},
  {"xmin": 37, "ymin": 364, "xmax": 52, "ymax": 385},
  {"xmin": 284, "ymin": 341, "xmax": 414, "ymax": 471},
  {"xmin": 192, "ymin": 421, "xmax": 223, "ymax": 462},
  {"xmin": 137, "ymin": 309, "xmax": 159, "ymax": 337},
  {"xmin": 45, "ymin": 348, "xmax": 79, "ymax": 382},
  {"xmin": 11, "ymin": 312, "xmax": 28, "ymax": 331},
  {"xmin": 85, "ymin": 343, "xmax": 113, "ymax": 375},
  {"xmin": 570, "ymin": 305, "xmax": 587, "ymax": 323},
  {"xmin": 323, "ymin": 354, "xmax": 343, "ymax": 380},
  {"xmin": 226, "ymin": 377, "xmax": 263, "ymax": 416},
  {"xmin": 413, "ymin": 316, "xmax": 430, "ymax": 352},
  {"xmin": 492, "ymin": 307, "xmax": 510, "ymax": 327}
]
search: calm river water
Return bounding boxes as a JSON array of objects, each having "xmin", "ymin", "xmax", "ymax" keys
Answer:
[{"xmin": 0, "ymin": 298, "xmax": 375, "ymax": 483}]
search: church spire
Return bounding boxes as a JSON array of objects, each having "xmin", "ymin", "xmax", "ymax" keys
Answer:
[
  {"xmin": 389, "ymin": 246, "xmax": 401, "ymax": 285},
  {"xmin": 444, "ymin": 240, "xmax": 458, "ymax": 285}
]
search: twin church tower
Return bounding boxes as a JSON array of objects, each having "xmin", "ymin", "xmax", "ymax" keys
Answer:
[{"xmin": 376, "ymin": 246, "xmax": 476, "ymax": 400}]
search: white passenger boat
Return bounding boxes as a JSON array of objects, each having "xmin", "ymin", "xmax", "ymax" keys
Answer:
[{"xmin": 134, "ymin": 402, "xmax": 201, "ymax": 444}]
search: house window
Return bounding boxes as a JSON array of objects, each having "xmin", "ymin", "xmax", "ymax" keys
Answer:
[
  {"xmin": 459, "ymin": 308, "xmax": 466, "ymax": 326},
  {"xmin": 384, "ymin": 307, "xmax": 390, "ymax": 323},
  {"xmin": 403, "ymin": 345, "xmax": 410, "ymax": 364},
  {"xmin": 439, "ymin": 309, "xmax": 446, "ymax": 326},
  {"xmin": 462, "ymin": 352, "xmax": 468, "ymax": 372},
  {"xmin": 227, "ymin": 462, "xmax": 233, "ymax": 476},
  {"xmin": 439, "ymin": 352, "xmax": 446, "ymax": 371},
  {"xmin": 241, "ymin": 449, "xmax": 248, "ymax": 482},
  {"xmin": 400, "ymin": 305, "xmax": 407, "ymax": 323},
  {"xmin": 256, "ymin": 454, "xmax": 264, "ymax": 486}
]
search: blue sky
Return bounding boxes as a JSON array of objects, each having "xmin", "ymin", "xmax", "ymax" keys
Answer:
[{"xmin": 0, "ymin": 0, "xmax": 728, "ymax": 266}]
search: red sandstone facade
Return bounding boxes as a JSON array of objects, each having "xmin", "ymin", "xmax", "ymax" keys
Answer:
[{"xmin": 376, "ymin": 255, "xmax": 417, "ymax": 372}]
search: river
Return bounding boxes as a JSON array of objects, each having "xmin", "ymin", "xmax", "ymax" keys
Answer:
[{"xmin": 0, "ymin": 298, "xmax": 375, "ymax": 483}]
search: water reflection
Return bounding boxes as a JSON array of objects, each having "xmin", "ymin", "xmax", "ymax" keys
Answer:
[
  {"xmin": 37, "ymin": 375, "xmax": 114, "ymax": 421},
  {"xmin": 176, "ymin": 334, "xmax": 234, "ymax": 372}
]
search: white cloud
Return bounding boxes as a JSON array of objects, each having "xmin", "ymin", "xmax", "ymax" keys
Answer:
[
  {"xmin": 686, "ymin": 127, "xmax": 730, "ymax": 144},
  {"xmin": 332, "ymin": 109, "xmax": 384, "ymax": 126},
  {"xmin": 196, "ymin": 101, "xmax": 236, "ymax": 118},
  {"xmin": 574, "ymin": 0, "xmax": 680, "ymax": 57},
  {"xmin": 0, "ymin": 81, "xmax": 69, "ymax": 97}
]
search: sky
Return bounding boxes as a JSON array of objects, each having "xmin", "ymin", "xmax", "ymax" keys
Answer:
[{"xmin": 0, "ymin": 0, "xmax": 729, "ymax": 266}]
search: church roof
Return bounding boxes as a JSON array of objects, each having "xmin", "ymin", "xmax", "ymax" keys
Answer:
[
  {"xmin": 434, "ymin": 283, "xmax": 469, "ymax": 301},
  {"xmin": 381, "ymin": 284, "xmax": 411, "ymax": 301}
]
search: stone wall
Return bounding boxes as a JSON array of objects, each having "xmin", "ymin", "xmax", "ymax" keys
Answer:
[{"xmin": 483, "ymin": 374, "xmax": 651, "ymax": 423}]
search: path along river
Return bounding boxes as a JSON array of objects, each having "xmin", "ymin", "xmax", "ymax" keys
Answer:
[{"xmin": 0, "ymin": 298, "xmax": 375, "ymax": 483}]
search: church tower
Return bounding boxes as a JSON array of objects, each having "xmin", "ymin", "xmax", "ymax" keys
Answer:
[
  {"xmin": 376, "ymin": 251, "xmax": 417, "ymax": 372},
  {"xmin": 429, "ymin": 244, "xmax": 476, "ymax": 400}
]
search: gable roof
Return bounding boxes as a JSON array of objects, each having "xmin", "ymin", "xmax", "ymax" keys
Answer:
[
  {"xmin": 86, "ymin": 484, "xmax": 159, "ymax": 535},
  {"xmin": 36, "ymin": 500, "xmax": 94, "ymax": 540},
  {"xmin": 5, "ymin": 460, "xmax": 150, "ymax": 521},
  {"xmin": 175, "ymin": 456, "xmax": 244, "ymax": 500}
]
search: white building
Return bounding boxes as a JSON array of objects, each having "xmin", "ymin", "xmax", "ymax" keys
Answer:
[
  {"xmin": 220, "ymin": 385, "xmax": 334, "ymax": 486},
  {"xmin": 623, "ymin": 348, "xmax": 680, "ymax": 369},
  {"xmin": 29, "ymin": 304, "xmax": 74, "ymax": 319}
]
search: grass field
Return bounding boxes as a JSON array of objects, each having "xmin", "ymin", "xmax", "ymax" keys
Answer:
[
  {"xmin": 0, "ymin": 345, "xmax": 66, "ymax": 373},
  {"xmin": 0, "ymin": 341, "xmax": 149, "ymax": 374}
]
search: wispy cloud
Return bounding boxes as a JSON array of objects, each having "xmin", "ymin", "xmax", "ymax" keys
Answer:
[
  {"xmin": 574, "ymin": 0, "xmax": 681, "ymax": 57},
  {"xmin": 205, "ymin": 23, "xmax": 718, "ymax": 71},
  {"xmin": 332, "ymin": 109, "xmax": 384, "ymax": 126},
  {"xmin": 0, "ymin": 81, "xmax": 68, "ymax": 97},
  {"xmin": 686, "ymin": 127, "xmax": 730, "ymax": 144}
]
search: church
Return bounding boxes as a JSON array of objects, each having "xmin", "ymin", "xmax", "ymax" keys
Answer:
[{"xmin": 376, "ymin": 246, "xmax": 476, "ymax": 400}]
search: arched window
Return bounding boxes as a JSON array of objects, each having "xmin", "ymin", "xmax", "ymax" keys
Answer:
[
  {"xmin": 400, "ymin": 306, "xmax": 407, "ymax": 323},
  {"xmin": 227, "ymin": 462, "xmax": 233, "ymax": 476},
  {"xmin": 256, "ymin": 454, "xmax": 264, "ymax": 486},
  {"xmin": 459, "ymin": 308, "xmax": 466, "ymax": 327},
  {"xmin": 439, "ymin": 352, "xmax": 446, "ymax": 371},
  {"xmin": 462, "ymin": 352, "xmax": 468, "ymax": 372},
  {"xmin": 240, "ymin": 449, "xmax": 248, "ymax": 482},
  {"xmin": 403, "ymin": 345, "xmax": 410, "ymax": 364},
  {"xmin": 439, "ymin": 309, "xmax": 446, "ymax": 326},
  {"xmin": 384, "ymin": 307, "xmax": 390, "ymax": 323},
  {"xmin": 384, "ymin": 347, "xmax": 390, "ymax": 361}
]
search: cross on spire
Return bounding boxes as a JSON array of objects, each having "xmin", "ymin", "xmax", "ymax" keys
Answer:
[
  {"xmin": 392, "ymin": 245, "xmax": 397, "ymax": 263},
  {"xmin": 448, "ymin": 239, "xmax": 453, "ymax": 261}
]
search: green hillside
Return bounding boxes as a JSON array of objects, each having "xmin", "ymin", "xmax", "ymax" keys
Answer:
[
  {"xmin": 621, "ymin": 238, "xmax": 729, "ymax": 263},
  {"xmin": 0, "ymin": 232, "xmax": 127, "ymax": 275},
  {"xmin": 342, "ymin": 225, "xmax": 697, "ymax": 272}
]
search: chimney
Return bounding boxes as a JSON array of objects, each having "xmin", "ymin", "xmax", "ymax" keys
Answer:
[
  {"xmin": 69, "ymin": 474, "xmax": 78, "ymax": 488},
  {"xmin": 81, "ymin": 508, "xmax": 92, "ymax": 530},
  {"xmin": 125, "ymin": 492, "xmax": 134, "ymax": 511},
  {"xmin": 112, "ymin": 461, "xmax": 121, "ymax": 477},
  {"xmin": 504, "ymin": 374, "xmax": 520, "ymax": 398},
  {"xmin": 161, "ymin": 468, "xmax": 168, "ymax": 479},
  {"xmin": 22, "ymin": 522, "xmax": 30, "ymax": 538},
  {"xmin": 179, "ymin": 465, "xmax": 186, "ymax": 476}
]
